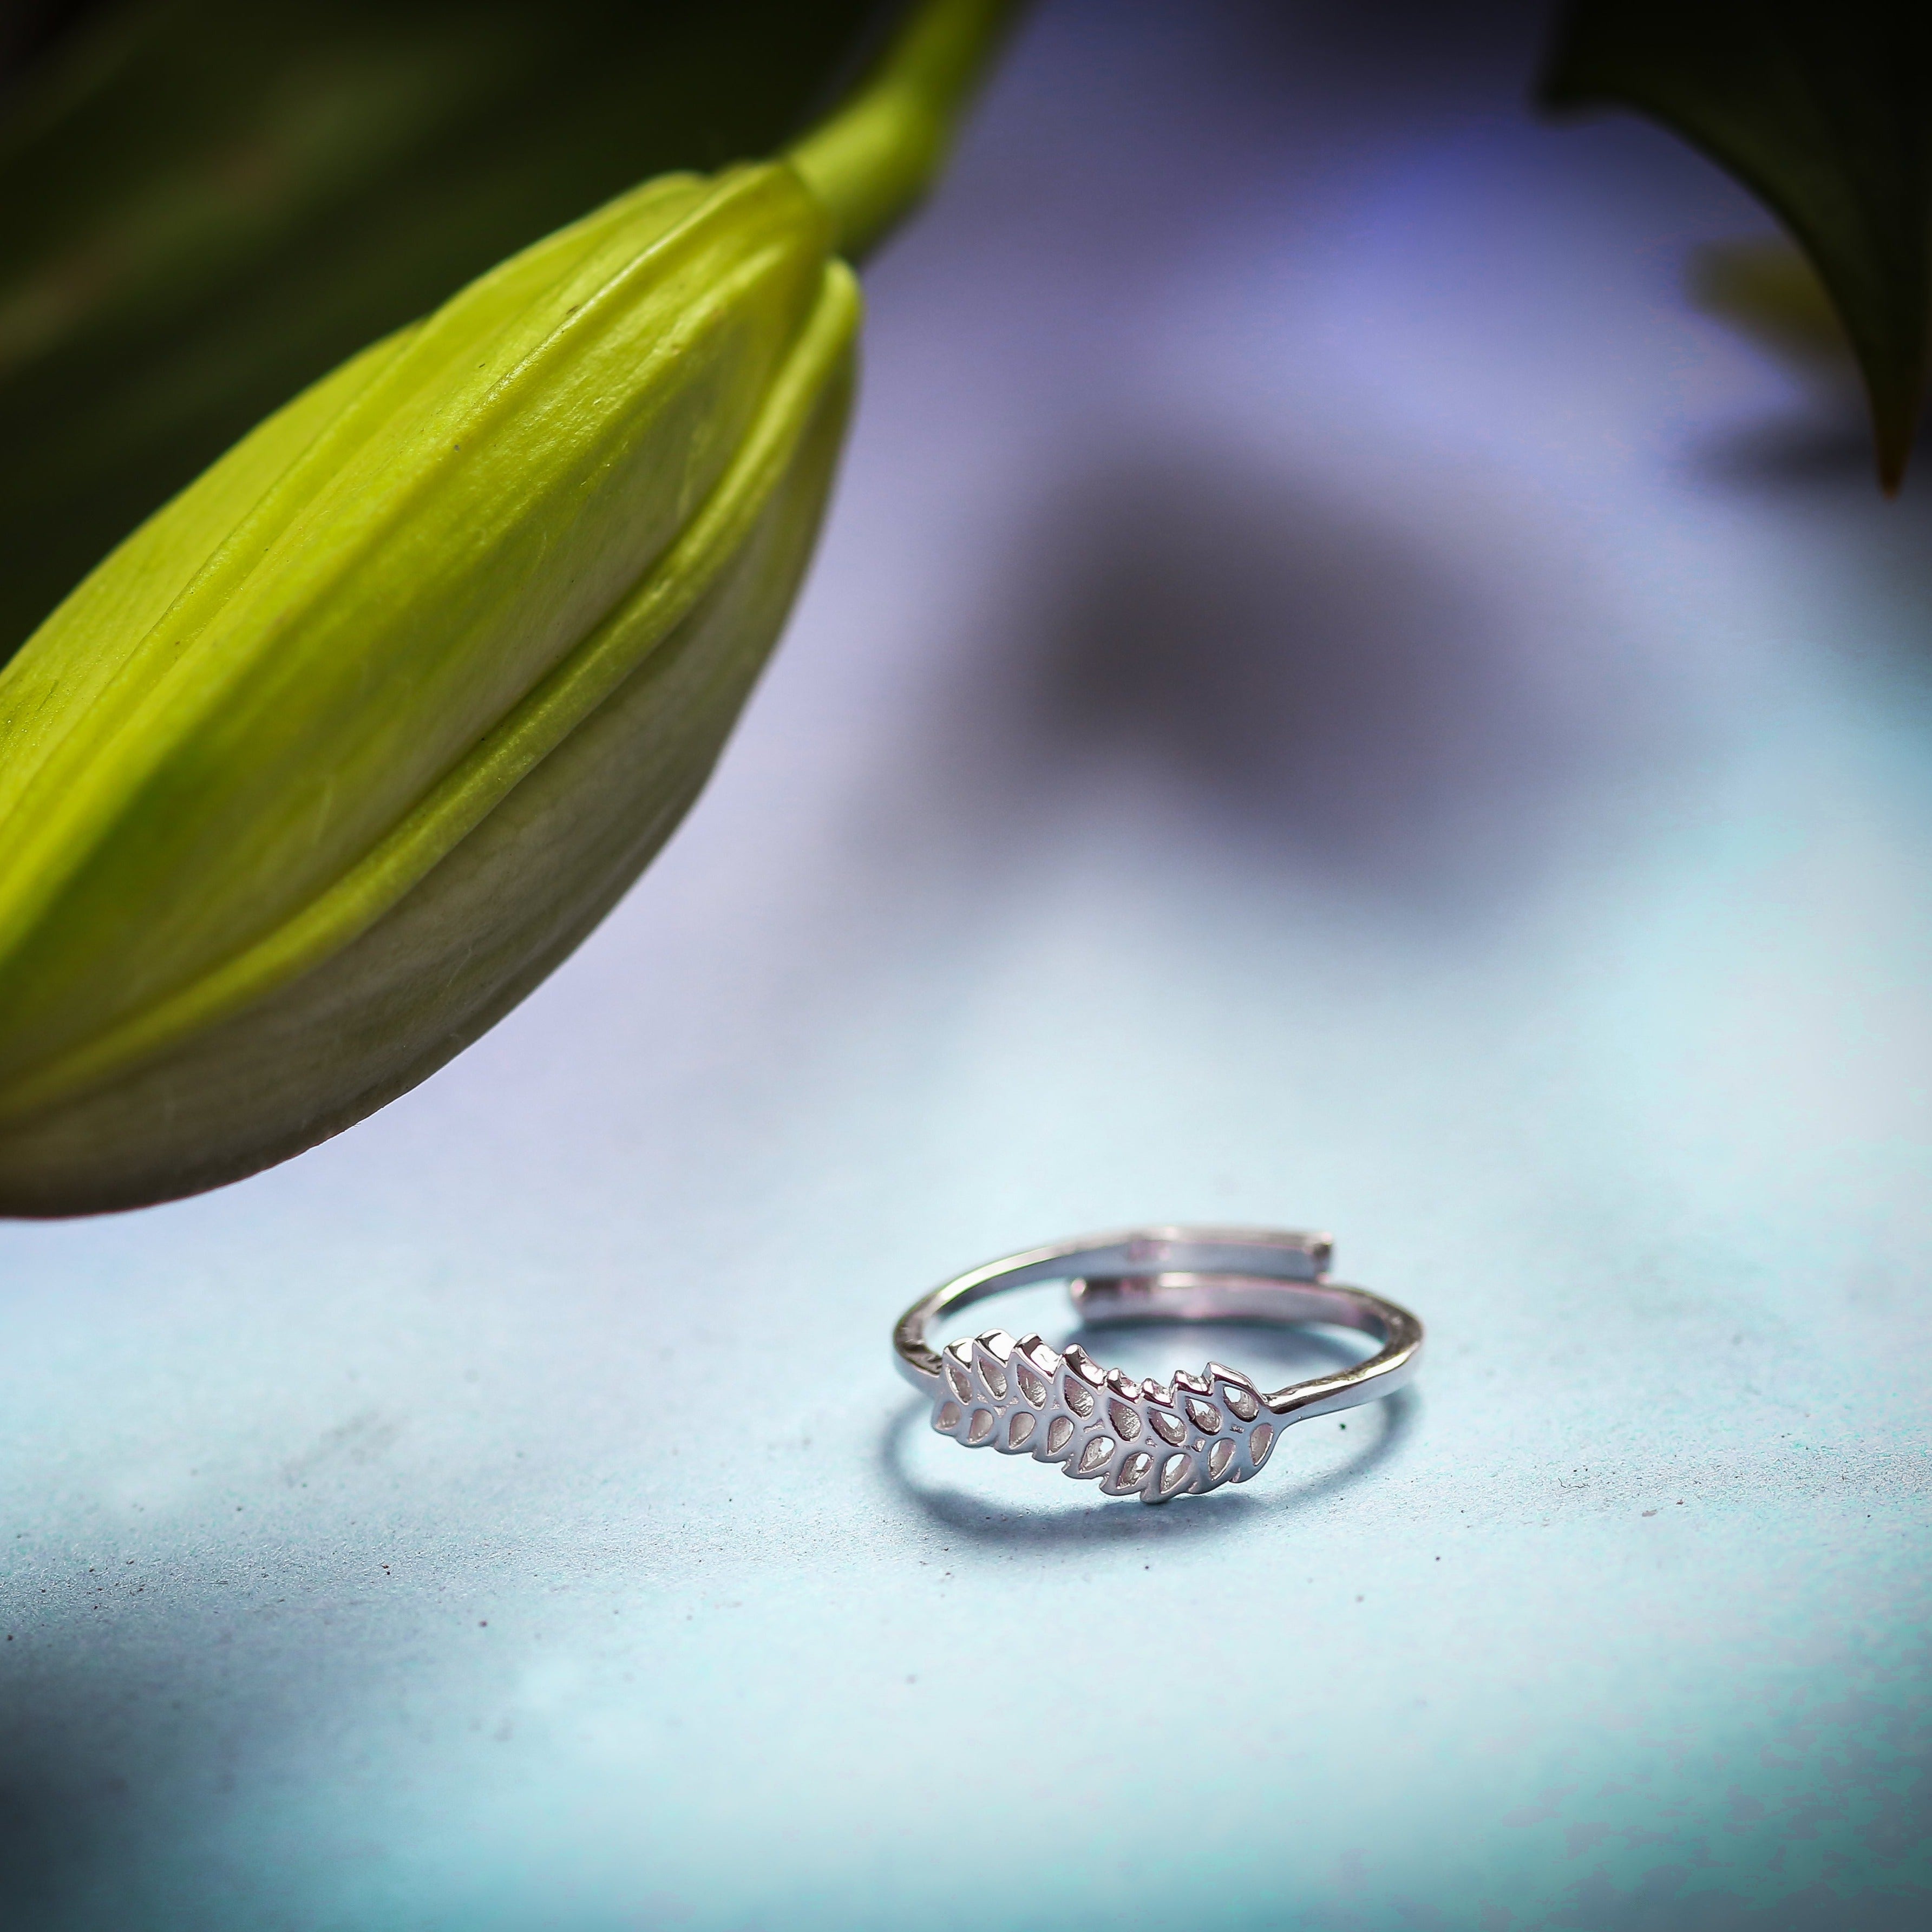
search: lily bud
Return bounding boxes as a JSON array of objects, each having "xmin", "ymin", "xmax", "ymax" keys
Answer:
[
  {"xmin": 0, "ymin": 159, "xmax": 859, "ymax": 1214},
  {"xmin": 0, "ymin": 0, "xmax": 1014, "ymax": 1217}
]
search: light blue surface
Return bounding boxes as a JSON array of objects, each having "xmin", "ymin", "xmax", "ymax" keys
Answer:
[{"xmin": 3, "ymin": 4, "xmax": 1929, "ymax": 1927}]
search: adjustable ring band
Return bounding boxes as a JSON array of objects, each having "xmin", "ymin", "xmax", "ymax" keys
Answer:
[{"xmin": 893, "ymin": 1226, "xmax": 1423, "ymax": 1504}]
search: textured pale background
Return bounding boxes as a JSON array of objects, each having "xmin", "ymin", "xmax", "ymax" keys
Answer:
[{"xmin": 2, "ymin": 3, "xmax": 1929, "ymax": 1927}]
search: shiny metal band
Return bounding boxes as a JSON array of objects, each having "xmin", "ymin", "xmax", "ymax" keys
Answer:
[{"xmin": 893, "ymin": 1226, "xmax": 1423, "ymax": 1504}]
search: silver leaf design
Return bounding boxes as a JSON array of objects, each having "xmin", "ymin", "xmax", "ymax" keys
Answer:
[{"xmin": 926, "ymin": 1333, "xmax": 1272, "ymax": 1503}]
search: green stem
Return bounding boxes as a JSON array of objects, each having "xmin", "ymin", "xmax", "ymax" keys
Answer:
[{"xmin": 788, "ymin": 0, "xmax": 1021, "ymax": 259}]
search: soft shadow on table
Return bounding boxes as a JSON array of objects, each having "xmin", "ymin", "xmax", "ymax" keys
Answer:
[
  {"xmin": 1689, "ymin": 406, "xmax": 1932, "ymax": 683},
  {"xmin": 1694, "ymin": 416, "xmax": 1898, "ymax": 493},
  {"xmin": 880, "ymin": 1321, "xmax": 1417, "ymax": 1550},
  {"xmin": 1691, "ymin": 403, "xmax": 1932, "ymax": 541},
  {"xmin": 0, "ymin": 1730, "xmax": 95, "ymax": 1920},
  {"xmin": 0, "ymin": 1622, "xmax": 204, "ymax": 1917},
  {"xmin": 0, "ymin": 1498, "xmax": 459, "ymax": 1921},
  {"xmin": 1683, "ymin": 349, "xmax": 1932, "ymax": 496},
  {"xmin": 897, "ymin": 431, "xmax": 1674, "ymax": 922}
]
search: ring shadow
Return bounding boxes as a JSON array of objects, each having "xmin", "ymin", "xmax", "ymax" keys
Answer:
[{"xmin": 877, "ymin": 1320, "xmax": 1418, "ymax": 1550}]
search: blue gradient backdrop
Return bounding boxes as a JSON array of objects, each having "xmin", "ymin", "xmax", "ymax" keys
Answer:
[{"xmin": 2, "ymin": 3, "xmax": 1928, "ymax": 1926}]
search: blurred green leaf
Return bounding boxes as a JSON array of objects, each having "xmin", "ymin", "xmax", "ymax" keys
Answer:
[
  {"xmin": 1689, "ymin": 235, "xmax": 1860, "ymax": 378},
  {"xmin": 1542, "ymin": 0, "xmax": 1932, "ymax": 492},
  {"xmin": 0, "ymin": 0, "xmax": 899, "ymax": 667}
]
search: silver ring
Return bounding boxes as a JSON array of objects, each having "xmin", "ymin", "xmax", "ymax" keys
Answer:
[{"xmin": 893, "ymin": 1226, "xmax": 1423, "ymax": 1504}]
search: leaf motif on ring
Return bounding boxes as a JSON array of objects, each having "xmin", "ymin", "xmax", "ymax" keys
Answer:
[
  {"xmin": 931, "ymin": 1345, "xmax": 1282, "ymax": 1504},
  {"xmin": 1222, "ymin": 1382, "xmax": 1260, "ymax": 1422}
]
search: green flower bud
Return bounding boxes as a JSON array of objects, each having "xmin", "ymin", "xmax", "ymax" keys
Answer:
[
  {"xmin": 0, "ymin": 160, "xmax": 857, "ymax": 1214},
  {"xmin": 0, "ymin": 0, "xmax": 1013, "ymax": 1217}
]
